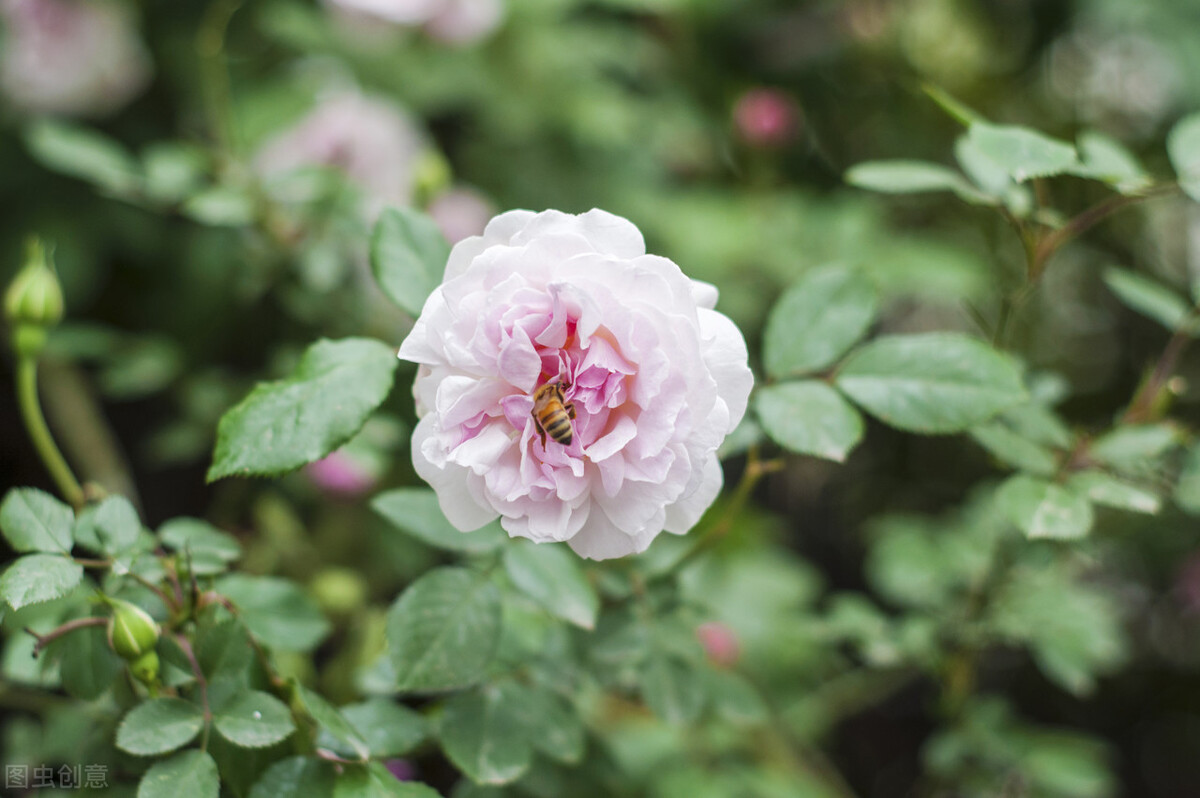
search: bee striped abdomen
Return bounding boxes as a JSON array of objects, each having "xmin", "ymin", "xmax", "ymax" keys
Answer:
[
  {"xmin": 532, "ymin": 381, "xmax": 576, "ymax": 448},
  {"xmin": 542, "ymin": 409, "xmax": 574, "ymax": 445}
]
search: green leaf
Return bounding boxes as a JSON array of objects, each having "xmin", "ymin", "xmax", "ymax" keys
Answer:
[
  {"xmin": 0, "ymin": 488, "xmax": 73, "ymax": 553},
  {"xmin": 507, "ymin": 684, "xmax": 585, "ymax": 765},
  {"xmin": 371, "ymin": 489, "xmax": 505, "ymax": 553},
  {"xmin": 388, "ymin": 567, "xmax": 502, "ymax": 693},
  {"xmin": 142, "ymin": 143, "xmax": 207, "ymax": 204},
  {"xmin": 955, "ymin": 134, "xmax": 1011, "ymax": 196},
  {"xmin": 991, "ymin": 569, "xmax": 1125, "ymax": 696},
  {"xmin": 1167, "ymin": 111, "xmax": 1200, "ymax": 203},
  {"xmin": 208, "ymin": 338, "xmax": 398, "ymax": 481},
  {"xmin": 159, "ymin": 517, "xmax": 242, "ymax": 572},
  {"xmin": 1089, "ymin": 424, "xmax": 1181, "ymax": 475},
  {"xmin": 334, "ymin": 763, "xmax": 443, "ymax": 798},
  {"xmin": 967, "ymin": 123, "xmax": 1079, "ymax": 183},
  {"xmin": 996, "ymin": 475, "xmax": 1093, "ymax": 540},
  {"xmin": 703, "ymin": 668, "xmax": 769, "ymax": 726},
  {"xmin": 95, "ymin": 495, "xmax": 142, "ymax": 552},
  {"xmin": 333, "ymin": 699, "xmax": 427, "ymax": 758},
  {"xmin": 117, "ymin": 697, "xmax": 206, "ymax": 756},
  {"xmin": 0, "ymin": 554, "xmax": 84, "ymax": 610},
  {"xmin": 439, "ymin": 685, "xmax": 533, "ymax": 785},
  {"xmin": 1103, "ymin": 267, "xmax": 1193, "ymax": 332},
  {"xmin": 250, "ymin": 756, "xmax": 337, "ymax": 798},
  {"xmin": 137, "ymin": 749, "xmax": 219, "ymax": 798},
  {"xmin": 58, "ymin": 622, "xmax": 122, "ymax": 699},
  {"xmin": 755, "ymin": 381, "xmax": 864, "ymax": 462},
  {"xmin": 195, "ymin": 619, "xmax": 253, "ymax": 682},
  {"xmin": 215, "ymin": 575, "xmax": 330, "ymax": 651},
  {"xmin": 1075, "ymin": 131, "xmax": 1151, "ymax": 194},
  {"xmin": 1175, "ymin": 444, "xmax": 1200, "ymax": 515},
  {"xmin": 1001, "ymin": 401, "xmax": 1073, "ymax": 450},
  {"xmin": 834, "ymin": 333, "xmax": 1027, "ymax": 434},
  {"xmin": 25, "ymin": 119, "xmax": 141, "ymax": 196},
  {"xmin": 1066, "ymin": 471, "xmax": 1160, "ymax": 514},
  {"xmin": 370, "ymin": 207, "xmax": 450, "ymax": 317},
  {"xmin": 641, "ymin": 652, "xmax": 705, "ymax": 725},
  {"xmin": 763, "ymin": 264, "xmax": 878, "ymax": 379},
  {"xmin": 182, "ymin": 185, "xmax": 258, "ymax": 226},
  {"xmin": 969, "ymin": 422, "xmax": 1058, "ymax": 476},
  {"xmin": 214, "ymin": 690, "xmax": 296, "ymax": 748},
  {"xmin": 295, "ymin": 684, "xmax": 371, "ymax": 761},
  {"xmin": 503, "ymin": 541, "xmax": 599, "ymax": 629},
  {"xmin": 845, "ymin": 160, "xmax": 993, "ymax": 204}
]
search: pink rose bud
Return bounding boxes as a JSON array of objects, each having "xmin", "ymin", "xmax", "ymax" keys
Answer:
[
  {"xmin": 696, "ymin": 621, "xmax": 740, "ymax": 667},
  {"xmin": 304, "ymin": 449, "xmax": 377, "ymax": 497},
  {"xmin": 732, "ymin": 89, "xmax": 799, "ymax": 148}
]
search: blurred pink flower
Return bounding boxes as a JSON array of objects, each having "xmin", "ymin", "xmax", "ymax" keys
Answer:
[
  {"xmin": 0, "ymin": 0, "xmax": 151, "ymax": 117},
  {"xmin": 254, "ymin": 92, "xmax": 427, "ymax": 220},
  {"xmin": 384, "ymin": 758, "xmax": 415, "ymax": 781},
  {"xmin": 429, "ymin": 186, "xmax": 494, "ymax": 245},
  {"xmin": 732, "ymin": 88, "xmax": 800, "ymax": 148},
  {"xmin": 305, "ymin": 450, "xmax": 378, "ymax": 497},
  {"xmin": 399, "ymin": 209, "xmax": 752, "ymax": 560},
  {"xmin": 696, "ymin": 621, "xmax": 740, "ymax": 667},
  {"xmin": 323, "ymin": 0, "xmax": 503, "ymax": 45}
]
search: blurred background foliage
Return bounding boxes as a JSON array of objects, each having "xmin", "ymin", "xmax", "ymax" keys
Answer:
[{"xmin": 4, "ymin": 0, "xmax": 1200, "ymax": 796}]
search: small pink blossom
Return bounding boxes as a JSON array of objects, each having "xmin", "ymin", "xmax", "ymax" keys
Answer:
[
  {"xmin": 696, "ymin": 621, "xmax": 740, "ymax": 667},
  {"xmin": 305, "ymin": 450, "xmax": 378, "ymax": 497},
  {"xmin": 429, "ymin": 186, "xmax": 495, "ymax": 245},
  {"xmin": 732, "ymin": 89, "xmax": 800, "ymax": 148},
  {"xmin": 254, "ymin": 92, "xmax": 427, "ymax": 220},
  {"xmin": 399, "ymin": 209, "xmax": 753, "ymax": 560},
  {"xmin": 323, "ymin": 0, "xmax": 503, "ymax": 45},
  {"xmin": 0, "ymin": 0, "xmax": 151, "ymax": 117}
]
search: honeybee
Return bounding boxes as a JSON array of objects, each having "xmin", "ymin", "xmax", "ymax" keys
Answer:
[{"xmin": 532, "ymin": 381, "xmax": 576, "ymax": 448}]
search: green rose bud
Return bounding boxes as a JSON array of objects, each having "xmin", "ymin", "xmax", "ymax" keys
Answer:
[
  {"xmin": 105, "ymin": 597, "xmax": 161, "ymax": 661},
  {"xmin": 5, "ymin": 239, "xmax": 64, "ymax": 326},
  {"xmin": 129, "ymin": 650, "xmax": 160, "ymax": 686},
  {"xmin": 5, "ymin": 238, "xmax": 64, "ymax": 358}
]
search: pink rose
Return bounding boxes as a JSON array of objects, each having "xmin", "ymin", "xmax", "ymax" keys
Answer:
[
  {"xmin": 0, "ymin": 0, "xmax": 151, "ymax": 117},
  {"xmin": 253, "ymin": 92, "xmax": 427, "ymax": 220},
  {"xmin": 398, "ymin": 209, "xmax": 752, "ymax": 560}
]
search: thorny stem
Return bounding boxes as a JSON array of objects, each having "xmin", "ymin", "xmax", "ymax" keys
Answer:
[
  {"xmin": 25, "ymin": 617, "xmax": 108, "ymax": 657},
  {"xmin": 989, "ymin": 185, "xmax": 1181, "ymax": 349},
  {"xmin": 176, "ymin": 634, "xmax": 212, "ymax": 750},
  {"xmin": 1122, "ymin": 309, "xmax": 1199, "ymax": 424},
  {"xmin": 1028, "ymin": 185, "xmax": 1180, "ymax": 282},
  {"xmin": 16, "ymin": 356, "xmax": 84, "ymax": 508}
]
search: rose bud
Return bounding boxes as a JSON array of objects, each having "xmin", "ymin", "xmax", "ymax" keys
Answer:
[
  {"xmin": 105, "ymin": 597, "xmax": 160, "ymax": 661},
  {"xmin": 5, "ymin": 238, "xmax": 63, "ymax": 357},
  {"xmin": 732, "ymin": 88, "xmax": 800, "ymax": 149}
]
